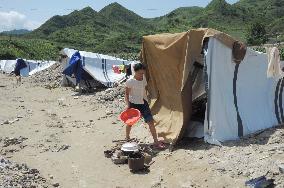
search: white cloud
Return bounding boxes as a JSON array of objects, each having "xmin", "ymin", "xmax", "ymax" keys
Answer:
[{"xmin": 0, "ymin": 11, "xmax": 41, "ymax": 32}]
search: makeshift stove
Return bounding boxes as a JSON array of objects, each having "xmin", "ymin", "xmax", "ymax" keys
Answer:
[{"xmin": 104, "ymin": 139, "xmax": 155, "ymax": 173}]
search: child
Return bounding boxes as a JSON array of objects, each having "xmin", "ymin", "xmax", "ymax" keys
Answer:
[
  {"xmin": 13, "ymin": 59, "xmax": 27, "ymax": 85},
  {"xmin": 125, "ymin": 63, "xmax": 165, "ymax": 149}
]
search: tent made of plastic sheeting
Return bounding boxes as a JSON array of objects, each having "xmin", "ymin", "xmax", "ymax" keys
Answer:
[
  {"xmin": 203, "ymin": 38, "xmax": 282, "ymax": 145},
  {"xmin": 0, "ymin": 59, "xmax": 56, "ymax": 76},
  {"xmin": 62, "ymin": 48, "xmax": 138, "ymax": 88},
  {"xmin": 140, "ymin": 28, "xmax": 284, "ymax": 146},
  {"xmin": 0, "ymin": 60, "xmax": 16, "ymax": 74}
]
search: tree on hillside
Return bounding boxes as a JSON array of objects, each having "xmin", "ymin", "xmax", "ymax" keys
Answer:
[{"xmin": 246, "ymin": 22, "xmax": 268, "ymax": 46}]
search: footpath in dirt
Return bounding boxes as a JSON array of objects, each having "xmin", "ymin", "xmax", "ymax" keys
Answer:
[{"xmin": 0, "ymin": 72, "xmax": 284, "ymax": 188}]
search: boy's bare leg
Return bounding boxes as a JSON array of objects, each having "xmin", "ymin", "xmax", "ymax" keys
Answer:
[
  {"xmin": 147, "ymin": 120, "xmax": 159, "ymax": 143},
  {"xmin": 126, "ymin": 125, "xmax": 132, "ymax": 140},
  {"xmin": 16, "ymin": 76, "xmax": 21, "ymax": 85}
]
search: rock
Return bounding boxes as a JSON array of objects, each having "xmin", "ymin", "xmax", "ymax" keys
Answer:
[
  {"xmin": 57, "ymin": 145, "xmax": 70, "ymax": 152},
  {"xmin": 74, "ymin": 96, "xmax": 79, "ymax": 99},
  {"xmin": 216, "ymin": 167, "xmax": 226, "ymax": 173},
  {"xmin": 151, "ymin": 182, "xmax": 162, "ymax": 188},
  {"xmin": 52, "ymin": 183, "xmax": 60, "ymax": 187},
  {"xmin": 279, "ymin": 164, "xmax": 284, "ymax": 174},
  {"xmin": 268, "ymin": 148, "xmax": 277, "ymax": 152},
  {"xmin": 3, "ymin": 120, "xmax": 9, "ymax": 124},
  {"xmin": 105, "ymin": 110, "xmax": 113, "ymax": 115}
]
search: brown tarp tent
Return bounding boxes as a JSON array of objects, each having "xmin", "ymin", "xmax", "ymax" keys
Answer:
[{"xmin": 140, "ymin": 28, "xmax": 240, "ymax": 144}]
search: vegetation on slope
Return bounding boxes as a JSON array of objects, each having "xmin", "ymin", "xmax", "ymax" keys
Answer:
[
  {"xmin": 0, "ymin": 36, "xmax": 61, "ymax": 60},
  {"xmin": 1, "ymin": 0, "xmax": 284, "ymax": 60}
]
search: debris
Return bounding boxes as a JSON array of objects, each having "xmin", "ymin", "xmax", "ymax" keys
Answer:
[
  {"xmin": 3, "ymin": 120, "xmax": 9, "ymax": 124},
  {"xmin": 52, "ymin": 182, "xmax": 60, "ymax": 187},
  {"xmin": 245, "ymin": 176, "xmax": 275, "ymax": 188},
  {"xmin": 57, "ymin": 144, "xmax": 70, "ymax": 152},
  {"xmin": 279, "ymin": 164, "xmax": 284, "ymax": 174},
  {"xmin": 104, "ymin": 150, "xmax": 114, "ymax": 158},
  {"xmin": 112, "ymin": 155, "xmax": 128, "ymax": 165},
  {"xmin": 2, "ymin": 136, "xmax": 28, "ymax": 147},
  {"xmin": 0, "ymin": 157, "xmax": 51, "ymax": 187},
  {"xmin": 30, "ymin": 62, "xmax": 62, "ymax": 88}
]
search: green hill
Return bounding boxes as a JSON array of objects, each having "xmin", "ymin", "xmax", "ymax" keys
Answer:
[
  {"xmin": 28, "ymin": 3, "xmax": 155, "ymax": 53},
  {"xmin": 0, "ymin": 29, "xmax": 31, "ymax": 36},
  {"xmin": 1, "ymin": 0, "xmax": 284, "ymax": 60},
  {"xmin": 0, "ymin": 36, "xmax": 60, "ymax": 60},
  {"xmin": 28, "ymin": 0, "xmax": 284, "ymax": 51}
]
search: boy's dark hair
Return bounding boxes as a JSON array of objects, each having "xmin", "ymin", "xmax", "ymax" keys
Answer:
[{"xmin": 133, "ymin": 63, "xmax": 146, "ymax": 72}]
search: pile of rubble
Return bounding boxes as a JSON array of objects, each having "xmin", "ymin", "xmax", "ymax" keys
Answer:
[
  {"xmin": 95, "ymin": 85, "xmax": 125, "ymax": 114},
  {"xmin": 30, "ymin": 62, "xmax": 63, "ymax": 88},
  {"xmin": 96, "ymin": 85, "xmax": 125, "ymax": 102},
  {"xmin": 0, "ymin": 157, "xmax": 54, "ymax": 188}
]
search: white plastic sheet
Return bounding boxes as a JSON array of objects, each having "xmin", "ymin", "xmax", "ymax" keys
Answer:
[
  {"xmin": 204, "ymin": 38, "xmax": 279, "ymax": 144},
  {"xmin": 63, "ymin": 48, "xmax": 139, "ymax": 87},
  {"xmin": 0, "ymin": 59, "xmax": 56, "ymax": 77}
]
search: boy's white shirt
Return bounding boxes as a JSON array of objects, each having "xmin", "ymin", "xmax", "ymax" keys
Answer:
[{"xmin": 126, "ymin": 75, "xmax": 147, "ymax": 104}]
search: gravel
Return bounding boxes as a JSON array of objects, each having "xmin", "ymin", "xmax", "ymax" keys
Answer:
[
  {"xmin": 30, "ymin": 62, "xmax": 63, "ymax": 88},
  {"xmin": 0, "ymin": 156, "xmax": 51, "ymax": 187}
]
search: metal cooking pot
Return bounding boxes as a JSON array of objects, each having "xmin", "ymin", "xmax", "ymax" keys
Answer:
[
  {"xmin": 128, "ymin": 152, "xmax": 145, "ymax": 172},
  {"xmin": 121, "ymin": 142, "xmax": 139, "ymax": 154}
]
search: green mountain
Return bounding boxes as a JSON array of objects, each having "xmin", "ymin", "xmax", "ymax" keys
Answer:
[
  {"xmin": 1, "ymin": 29, "xmax": 31, "ymax": 35},
  {"xmin": 29, "ymin": 3, "xmax": 155, "ymax": 53},
  {"xmin": 191, "ymin": 0, "xmax": 284, "ymax": 39},
  {"xmin": 151, "ymin": 6, "xmax": 203, "ymax": 32},
  {"xmin": 2, "ymin": 0, "xmax": 284, "ymax": 60},
  {"xmin": 0, "ymin": 36, "xmax": 60, "ymax": 60}
]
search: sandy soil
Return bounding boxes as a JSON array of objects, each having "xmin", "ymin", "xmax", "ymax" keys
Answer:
[{"xmin": 0, "ymin": 73, "xmax": 283, "ymax": 188}]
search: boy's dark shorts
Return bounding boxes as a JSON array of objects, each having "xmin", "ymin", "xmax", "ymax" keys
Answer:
[{"xmin": 129, "ymin": 100, "xmax": 153, "ymax": 123}]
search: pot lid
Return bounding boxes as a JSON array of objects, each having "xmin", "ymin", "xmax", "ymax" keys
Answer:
[{"xmin": 121, "ymin": 142, "xmax": 139, "ymax": 152}]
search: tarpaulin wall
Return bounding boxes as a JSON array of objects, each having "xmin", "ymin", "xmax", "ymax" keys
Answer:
[
  {"xmin": 204, "ymin": 38, "xmax": 279, "ymax": 144},
  {"xmin": 141, "ymin": 28, "xmax": 244, "ymax": 144}
]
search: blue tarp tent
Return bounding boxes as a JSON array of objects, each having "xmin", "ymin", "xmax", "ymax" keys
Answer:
[
  {"xmin": 62, "ymin": 51, "xmax": 83, "ymax": 85},
  {"xmin": 14, "ymin": 59, "xmax": 27, "ymax": 75},
  {"xmin": 62, "ymin": 48, "xmax": 138, "ymax": 88}
]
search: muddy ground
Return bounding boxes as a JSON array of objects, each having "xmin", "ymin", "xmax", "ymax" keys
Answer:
[{"xmin": 0, "ymin": 73, "xmax": 283, "ymax": 188}]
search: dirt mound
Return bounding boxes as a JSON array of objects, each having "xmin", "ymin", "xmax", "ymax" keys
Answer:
[{"xmin": 29, "ymin": 62, "xmax": 63, "ymax": 88}]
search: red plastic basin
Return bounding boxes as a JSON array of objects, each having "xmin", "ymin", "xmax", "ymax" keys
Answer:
[{"xmin": 120, "ymin": 108, "xmax": 141, "ymax": 126}]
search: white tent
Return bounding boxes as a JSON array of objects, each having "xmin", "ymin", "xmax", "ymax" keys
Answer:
[
  {"xmin": 0, "ymin": 60, "xmax": 56, "ymax": 76},
  {"xmin": 203, "ymin": 38, "xmax": 283, "ymax": 145},
  {"xmin": 62, "ymin": 48, "xmax": 138, "ymax": 87},
  {"xmin": 0, "ymin": 60, "xmax": 16, "ymax": 74},
  {"xmin": 141, "ymin": 29, "xmax": 284, "ymax": 145}
]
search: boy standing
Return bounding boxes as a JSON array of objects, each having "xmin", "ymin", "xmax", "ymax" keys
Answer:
[{"xmin": 125, "ymin": 63, "xmax": 165, "ymax": 149}]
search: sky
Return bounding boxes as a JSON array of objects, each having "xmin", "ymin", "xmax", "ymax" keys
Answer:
[{"xmin": 0, "ymin": 0, "xmax": 238, "ymax": 32}]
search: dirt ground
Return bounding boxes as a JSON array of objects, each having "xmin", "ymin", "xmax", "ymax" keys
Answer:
[{"xmin": 0, "ymin": 73, "xmax": 283, "ymax": 188}]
